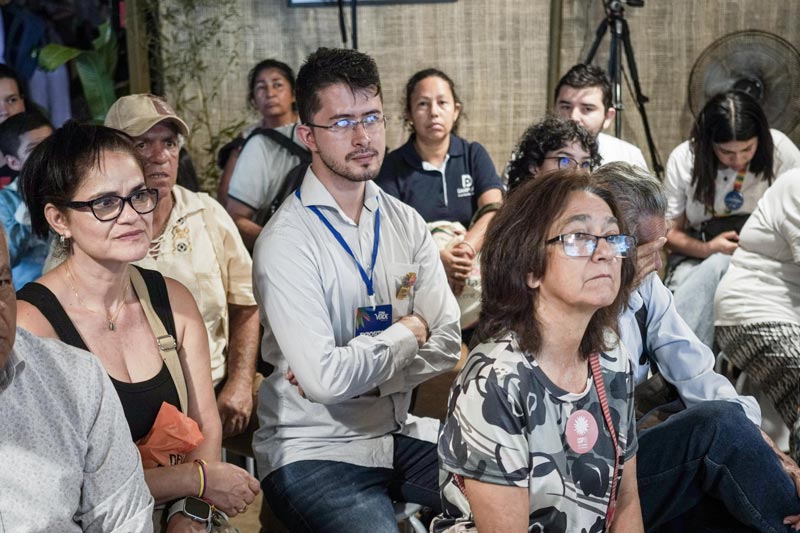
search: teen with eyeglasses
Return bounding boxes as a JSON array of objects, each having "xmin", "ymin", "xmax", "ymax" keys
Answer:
[
  {"xmin": 505, "ymin": 116, "xmax": 600, "ymax": 191},
  {"xmin": 16, "ymin": 122, "xmax": 259, "ymax": 532},
  {"xmin": 435, "ymin": 169, "xmax": 642, "ymax": 532}
]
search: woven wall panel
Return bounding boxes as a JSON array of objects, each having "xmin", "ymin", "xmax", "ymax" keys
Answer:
[
  {"xmin": 160, "ymin": 0, "xmax": 551, "ymax": 183},
  {"xmin": 559, "ymin": 0, "xmax": 800, "ymax": 172},
  {"xmin": 160, "ymin": 0, "xmax": 800, "ymax": 189}
]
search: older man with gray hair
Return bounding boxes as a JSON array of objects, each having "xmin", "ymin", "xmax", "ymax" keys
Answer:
[{"xmin": 592, "ymin": 162, "xmax": 800, "ymax": 531}]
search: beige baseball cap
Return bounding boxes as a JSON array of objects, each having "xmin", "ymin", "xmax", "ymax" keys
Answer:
[{"xmin": 104, "ymin": 94, "xmax": 189, "ymax": 137}]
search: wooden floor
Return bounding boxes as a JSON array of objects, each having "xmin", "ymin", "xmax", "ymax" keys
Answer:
[{"xmin": 228, "ymin": 496, "xmax": 262, "ymax": 533}]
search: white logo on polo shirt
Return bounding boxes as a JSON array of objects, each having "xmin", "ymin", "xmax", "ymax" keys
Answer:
[{"xmin": 457, "ymin": 174, "xmax": 474, "ymax": 198}]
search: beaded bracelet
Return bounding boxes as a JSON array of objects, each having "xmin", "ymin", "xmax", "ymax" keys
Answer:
[{"xmin": 194, "ymin": 459, "xmax": 208, "ymax": 498}]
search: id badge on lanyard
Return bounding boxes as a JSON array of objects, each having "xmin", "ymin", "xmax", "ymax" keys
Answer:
[
  {"xmin": 297, "ymin": 188, "xmax": 390, "ymax": 336},
  {"xmin": 355, "ymin": 304, "xmax": 392, "ymax": 337}
]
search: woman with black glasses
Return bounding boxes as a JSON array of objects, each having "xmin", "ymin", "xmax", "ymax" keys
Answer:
[
  {"xmin": 15, "ymin": 122, "xmax": 258, "ymax": 532},
  {"xmin": 434, "ymin": 170, "xmax": 642, "ymax": 532}
]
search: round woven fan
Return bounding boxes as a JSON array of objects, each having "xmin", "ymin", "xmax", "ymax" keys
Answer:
[{"xmin": 688, "ymin": 30, "xmax": 800, "ymax": 132}]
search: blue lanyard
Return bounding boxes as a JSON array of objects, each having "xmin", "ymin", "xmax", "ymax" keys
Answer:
[{"xmin": 295, "ymin": 188, "xmax": 381, "ymax": 296}]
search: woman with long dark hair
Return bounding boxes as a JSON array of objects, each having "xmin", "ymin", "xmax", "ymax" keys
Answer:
[
  {"xmin": 435, "ymin": 170, "xmax": 641, "ymax": 532},
  {"xmin": 663, "ymin": 90, "xmax": 800, "ymax": 348},
  {"xmin": 376, "ymin": 69, "xmax": 503, "ymax": 299}
]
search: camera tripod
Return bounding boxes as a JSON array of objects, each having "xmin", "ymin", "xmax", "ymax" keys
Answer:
[{"xmin": 585, "ymin": 0, "xmax": 663, "ymax": 177}]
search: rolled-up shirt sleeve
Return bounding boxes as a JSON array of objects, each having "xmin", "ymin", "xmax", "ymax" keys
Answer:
[{"xmin": 640, "ymin": 274, "xmax": 761, "ymax": 425}]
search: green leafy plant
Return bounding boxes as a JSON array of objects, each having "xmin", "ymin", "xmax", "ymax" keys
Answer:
[
  {"xmin": 149, "ymin": 0, "xmax": 248, "ymax": 193},
  {"xmin": 37, "ymin": 21, "xmax": 118, "ymax": 123}
]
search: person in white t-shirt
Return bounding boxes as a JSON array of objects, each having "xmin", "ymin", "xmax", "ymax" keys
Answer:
[
  {"xmin": 553, "ymin": 63, "xmax": 648, "ymax": 169},
  {"xmin": 664, "ymin": 90, "xmax": 800, "ymax": 348},
  {"xmin": 715, "ymin": 168, "xmax": 800, "ymax": 463},
  {"xmin": 223, "ymin": 60, "xmax": 304, "ymax": 250}
]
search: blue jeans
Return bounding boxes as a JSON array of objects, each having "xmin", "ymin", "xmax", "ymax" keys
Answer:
[
  {"xmin": 667, "ymin": 253, "xmax": 731, "ymax": 350},
  {"xmin": 262, "ymin": 434, "xmax": 440, "ymax": 533},
  {"xmin": 637, "ymin": 401, "xmax": 800, "ymax": 532}
]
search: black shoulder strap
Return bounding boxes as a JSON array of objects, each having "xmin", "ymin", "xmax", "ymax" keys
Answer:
[
  {"xmin": 247, "ymin": 125, "xmax": 311, "ymax": 163},
  {"xmin": 16, "ymin": 271, "xmax": 177, "ymax": 349},
  {"xmin": 17, "ymin": 283, "xmax": 89, "ymax": 351},
  {"xmin": 254, "ymin": 161, "xmax": 310, "ymax": 227},
  {"xmin": 635, "ymin": 302, "xmax": 655, "ymax": 368},
  {"xmin": 132, "ymin": 266, "xmax": 177, "ymax": 339}
]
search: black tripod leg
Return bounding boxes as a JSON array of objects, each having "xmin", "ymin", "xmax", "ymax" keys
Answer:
[
  {"xmin": 584, "ymin": 18, "xmax": 609, "ymax": 65},
  {"xmin": 609, "ymin": 18, "xmax": 624, "ymax": 135},
  {"xmin": 620, "ymin": 19, "xmax": 664, "ymax": 177}
]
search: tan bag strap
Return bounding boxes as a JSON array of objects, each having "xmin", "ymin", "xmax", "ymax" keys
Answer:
[{"xmin": 129, "ymin": 266, "xmax": 189, "ymax": 414}]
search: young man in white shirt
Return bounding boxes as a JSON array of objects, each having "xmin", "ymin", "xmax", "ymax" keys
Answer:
[
  {"xmin": 252, "ymin": 47, "xmax": 461, "ymax": 532},
  {"xmin": 554, "ymin": 63, "xmax": 648, "ymax": 169}
]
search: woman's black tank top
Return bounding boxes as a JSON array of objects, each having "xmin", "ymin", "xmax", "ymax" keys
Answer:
[{"xmin": 17, "ymin": 266, "xmax": 182, "ymax": 441}]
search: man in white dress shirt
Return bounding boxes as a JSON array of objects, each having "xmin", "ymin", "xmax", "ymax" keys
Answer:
[
  {"xmin": 251, "ymin": 47, "xmax": 461, "ymax": 532},
  {"xmin": 555, "ymin": 63, "xmax": 648, "ymax": 169}
]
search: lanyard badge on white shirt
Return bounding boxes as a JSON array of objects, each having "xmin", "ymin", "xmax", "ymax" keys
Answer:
[{"xmin": 296, "ymin": 188, "xmax": 391, "ymax": 337}]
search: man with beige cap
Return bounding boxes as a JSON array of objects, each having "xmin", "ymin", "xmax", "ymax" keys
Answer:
[{"xmin": 105, "ymin": 94, "xmax": 260, "ymax": 439}]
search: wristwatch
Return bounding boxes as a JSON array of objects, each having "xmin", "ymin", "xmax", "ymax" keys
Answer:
[{"xmin": 167, "ymin": 497, "xmax": 213, "ymax": 531}]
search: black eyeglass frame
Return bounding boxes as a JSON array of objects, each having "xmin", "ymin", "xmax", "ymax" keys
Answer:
[
  {"xmin": 65, "ymin": 188, "xmax": 160, "ymax": 222},
  {"xmin": 542, "ymin": 156, "xmax": 595, "ymax": 171},
  {"xmin": 546, "ymin": 232, "xmax": 637, "ymax": 258},
  {"xmin": 305, "ymin": 114, "xmax": 386, "ymax": 133}
]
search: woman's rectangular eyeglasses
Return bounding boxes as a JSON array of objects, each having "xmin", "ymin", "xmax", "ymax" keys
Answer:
[
  {"xmin": 546, "ymin": 232, "xmax": 636, "ymax": 258},
  {"xmin": 65, "ymin": 188, "xmax": 159, "ymax": 222}
]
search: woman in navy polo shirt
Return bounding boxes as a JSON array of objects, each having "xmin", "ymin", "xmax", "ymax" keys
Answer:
[{"xmin": 376, "ymin": 69, "xmax": 502, "ymax": 299}]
